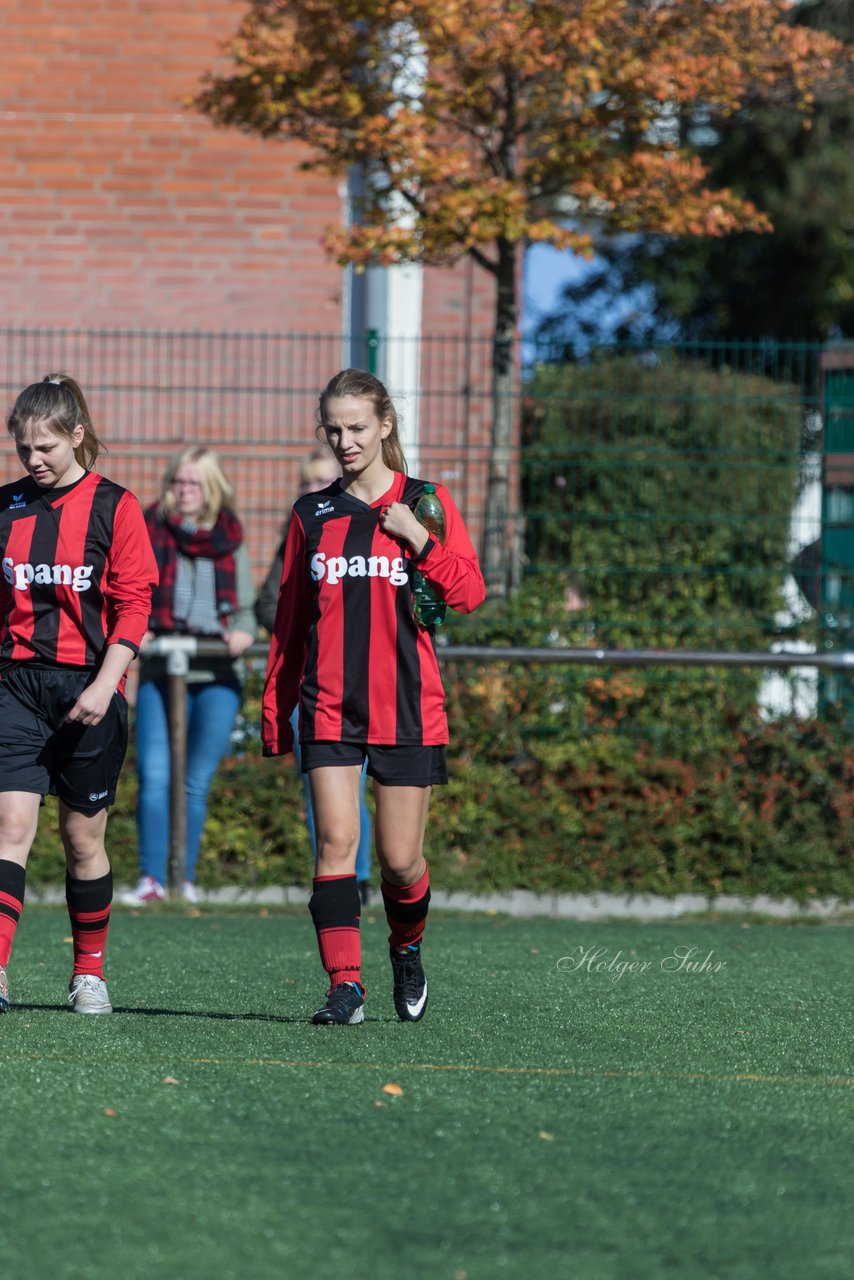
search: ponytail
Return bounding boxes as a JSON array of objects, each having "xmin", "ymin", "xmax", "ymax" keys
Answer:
[{"xmin": 7, "ymin": 372, "xmax": 104, "ymax": 469}]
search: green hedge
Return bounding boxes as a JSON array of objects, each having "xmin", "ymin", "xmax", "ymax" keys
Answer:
[
  {"xmin": 464, "ymin": 352, "xmax": 811, "ymax": 747},
  {"xmin": 520, "ymin": 353, "xmax": 803, "ymax": 646}
]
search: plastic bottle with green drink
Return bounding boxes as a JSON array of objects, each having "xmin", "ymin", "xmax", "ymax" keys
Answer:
[{"xmin": 411, "ymin": 483, "xmax": 447, "ymax": 628}]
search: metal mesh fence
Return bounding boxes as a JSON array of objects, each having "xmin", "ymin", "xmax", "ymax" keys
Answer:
[{"xmin": 0, "ymin": 326, "xmax": 496, "ymax": 583}]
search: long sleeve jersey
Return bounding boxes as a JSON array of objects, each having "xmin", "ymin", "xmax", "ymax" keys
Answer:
[
  {"xmin": 0, "ymin": 471, "xmax": 158, "ymax": 672},
  {"xmin": 262, "ymin": 472, "xmax": 485, "ymax": 754}
]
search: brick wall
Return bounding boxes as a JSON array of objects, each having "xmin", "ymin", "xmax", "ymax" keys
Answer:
[{"xmin": 0, "ymin": 0, "xmax": 345, "ymax": 331}]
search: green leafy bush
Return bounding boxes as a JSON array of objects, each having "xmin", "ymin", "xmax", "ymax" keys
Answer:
[
  {"xmin": 518, "ymin": 352, "xmax": 806, "ymax": 726},
  {"xmin": 521, "ymin": 352, "xmax": 803, "ymax": 638}
]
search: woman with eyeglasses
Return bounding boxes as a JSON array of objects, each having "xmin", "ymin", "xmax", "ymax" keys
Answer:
[{"xmin": 125, "ymin": 447, "xmax": 256, "ymax": 905}]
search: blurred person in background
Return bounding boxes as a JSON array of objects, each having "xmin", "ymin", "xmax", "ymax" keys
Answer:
[{"xmin": 125, "ymin": 447, "xmax": 256, "ymax": 905}]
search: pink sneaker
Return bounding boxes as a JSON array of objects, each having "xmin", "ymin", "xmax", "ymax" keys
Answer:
[{"xmin": 121, "ymin": 875, "xmax": 166, "ymax": 905}]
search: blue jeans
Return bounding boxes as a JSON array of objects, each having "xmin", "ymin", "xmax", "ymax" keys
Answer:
[
  {"xmin": 290, "ymin": 708, "xmax": 372, "ymax": 882},
  {"xmin": 136, "ymin": 678, "xmax": 241, "ymax": 885}
]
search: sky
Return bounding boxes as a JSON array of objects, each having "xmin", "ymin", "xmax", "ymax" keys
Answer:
[
  {"xmin": 521, "ymin": 236, "xmax": 660, "ymax": 360},
  {"xmin": 521, "ymin": 243, "xmax": 594, "ymax": 338}
]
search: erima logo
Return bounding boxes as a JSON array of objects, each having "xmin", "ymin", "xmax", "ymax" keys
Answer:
[
  {"xmin": 3, "ymin": 557, "xmax": 94, "ymax": 592},
  {"xmin": 310, "ymin": 552, "xmax": 409, "ymax": 588},
  {"xmin": 88, "ymin": 792, "xmax": 108, "ymax": 803},
  {"xmin": 315, "ymin": 499, "xmax": 335, "ymax": 516},
  {"xmin": 9, "ymin": 493, "xmax": 26, "ymax": 510}
]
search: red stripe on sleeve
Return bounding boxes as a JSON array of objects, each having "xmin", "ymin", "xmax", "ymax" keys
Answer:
[
  {"xmin": 414, "ymin": 483, "xmax": 485, "ymax": 614},
  {"xmin": 262, "ymin": 513, "xmax": 312, "ymax": 755},
  {"xmin": 104, "ymin": 490, "xmax": 158, "ymax": 650}
]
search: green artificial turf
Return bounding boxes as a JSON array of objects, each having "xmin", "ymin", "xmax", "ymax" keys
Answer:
[{"xmin": 1, "ymin": 908, "xmax": 852, "ymax": 1280}]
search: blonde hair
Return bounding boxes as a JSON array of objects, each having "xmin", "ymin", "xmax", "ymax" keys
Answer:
[
  {"xmin": 158, "ymin": 447, "xmax": 235, "ymax": 527},
  {"xmin": 318, "ymin": 368, "xmax": 407, "ymax": 474},
  {"xmin": 299, "ymin": 447, "xmax": 340, "ymax": 490},
  {"xmin": 7, "ymin": 372, "xmax": 103, "ymax": 469}
]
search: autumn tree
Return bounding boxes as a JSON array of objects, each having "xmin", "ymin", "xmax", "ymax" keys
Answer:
[
  {"xmin": 536, "ymin": 0, "xmax": 854, "ymax": 346},
  {"xmin": 194, "ymin": 0, "xmax": 845, "ymax": 596}
]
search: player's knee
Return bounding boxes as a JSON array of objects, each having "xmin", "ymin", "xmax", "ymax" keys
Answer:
[
  {"xmin": 64, "ymin": 831, "xmax": 101, "ymax": 860},
  {"xmin": 61, "ymin": 813, "xmax": 107, "ymax": 862},
  {"xmin": 377, "ymin": 849, "xmax": 426, "ymax": 885},
  {"xmin": 0, "ymin": 810, "xmax": 36, "ymax": 851},
  {"xmin": 315, "ymin": 827, "xmax": 360, "ymax": 867}
]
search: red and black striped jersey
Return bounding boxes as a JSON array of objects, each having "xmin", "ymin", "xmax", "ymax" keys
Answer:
[
  {"xmin": 262, "ymin": 472, "xmax": 485, "ymax": 752},
  {"xmin": 0, "ymin": 471, "xmax": 157, "ymax": 670}
]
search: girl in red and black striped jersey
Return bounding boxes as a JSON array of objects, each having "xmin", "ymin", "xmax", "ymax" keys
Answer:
[
  {"xmin": 0, "ymin": 374, "xmax": 157, "ymax": 1015},
  {"xmin": 262, "ymin": 368, "xmax": 485, "ymax": 1026}
]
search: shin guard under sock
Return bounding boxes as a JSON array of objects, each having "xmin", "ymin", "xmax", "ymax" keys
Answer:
[
  {"xmin": 382, "ymin": 865, "xmax": 431, "ymax": 949},
  {"xmin": 308, "ymin": 874, "xmax": 362, "ymax": 989}
]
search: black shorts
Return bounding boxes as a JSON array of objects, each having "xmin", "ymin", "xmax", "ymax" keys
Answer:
[
  {"xmin": 0, "ymin": 665, "xmax": 129, "ymax": 813},
  {"xmin": 300, "ymin": 741, "xmax": 448, "ymax": 787}
]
